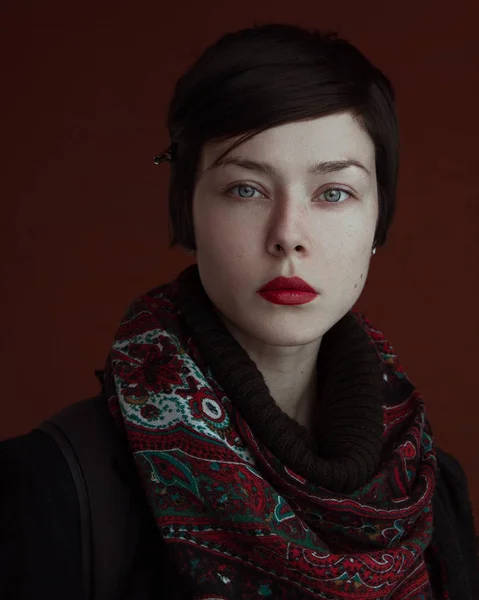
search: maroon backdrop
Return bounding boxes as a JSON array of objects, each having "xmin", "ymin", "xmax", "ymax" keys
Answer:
[{"xmin": 2, "ymin": 1, "xmax": 478, "ymax": 519}]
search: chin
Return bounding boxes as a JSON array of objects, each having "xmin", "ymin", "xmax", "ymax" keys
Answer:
[
  {"xmin": 218, "ymin": 295, "xmax": 353, "ymax": 349},
  {"xmin": 241, "ymin": 317, "xmax": 333, "ymax": 348}
]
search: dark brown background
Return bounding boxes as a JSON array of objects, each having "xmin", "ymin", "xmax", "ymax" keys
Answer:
[{"xmin": 2, "ymin": 1, "xmax": 478, "ymax": 519}]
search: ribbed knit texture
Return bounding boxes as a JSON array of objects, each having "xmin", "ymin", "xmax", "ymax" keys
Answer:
[{"xmin": 176, "ymin": 264, "xmax": 384, "ymax": 494}]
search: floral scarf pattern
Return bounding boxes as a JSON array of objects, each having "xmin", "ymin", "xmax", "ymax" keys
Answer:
[{"xmin": 106, "ymin": 269, "xmax": 441, "ymax": 599}]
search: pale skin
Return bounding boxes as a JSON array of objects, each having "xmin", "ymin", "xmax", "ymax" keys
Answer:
[{"xmin": 191, "ymin": 112, "xmax": 379, "ymax": 430}]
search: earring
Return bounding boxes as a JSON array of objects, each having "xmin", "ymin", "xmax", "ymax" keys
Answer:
[{"xmin": 371, "ymin": 247, "xmax": 376, "ymax": 256}]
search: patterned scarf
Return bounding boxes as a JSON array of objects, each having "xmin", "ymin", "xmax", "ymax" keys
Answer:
[{"xmin": 105, "ymin": 264, "xmax": 446, "ymax": 599}]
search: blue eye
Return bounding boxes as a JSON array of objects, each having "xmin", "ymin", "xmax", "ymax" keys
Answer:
[
  {"xmin": 320, "ymin": 188, "xmax": 351, "ymax": 203},
  {"xmin": 227, "ymin": 184, "xmax": 263, "ymax": 199}
]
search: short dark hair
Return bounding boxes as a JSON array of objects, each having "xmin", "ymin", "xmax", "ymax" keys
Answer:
[{"xmin": 165, "ymin": 23, "xmax": 399, "ymax": 250}]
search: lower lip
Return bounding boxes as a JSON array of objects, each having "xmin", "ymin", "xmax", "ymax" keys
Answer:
[{"xmin": 258, "ymin": 290, "xmax": 317, "ymax": 305}]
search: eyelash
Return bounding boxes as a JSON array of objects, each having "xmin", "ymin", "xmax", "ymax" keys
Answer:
[{"xmin": 224, "ymin": 182, "xmax": 355, "ymax": 203}]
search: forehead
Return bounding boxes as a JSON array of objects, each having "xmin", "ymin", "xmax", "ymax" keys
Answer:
[{"xmin": 199, "ymin": 112, "xmax": 376, "ymax": 174}]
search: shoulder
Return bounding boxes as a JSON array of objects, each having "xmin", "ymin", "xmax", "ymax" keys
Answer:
[
  {"xmin": 434, "ymin": 446, "xmax": 479, "ymax": 596},
  {"xmin": 436, "ymin": 446, "xmax": 468, "ymax": 481},
  {"xmin": 0, "ymin": 400, "xmax": 180, "ymax": 600},
  {"xmin": 0, "ymin": 427, "xmax": 80, "ymax": 509},
  {"xmin": 0, "ymin": 429, "xmax": 83, "ymax": 599},
  {"xmin": 435, "ymin": 446, "xmax": 477, "ymax": 520}
]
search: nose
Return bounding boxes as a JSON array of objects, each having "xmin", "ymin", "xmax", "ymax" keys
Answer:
[
  {"xmin": 270, "ymin": 241, "xmax": 306, "ymax": 256},
  {"xmin": 265, "ymin": 199, "xmax": 310, "ymax": 257}
]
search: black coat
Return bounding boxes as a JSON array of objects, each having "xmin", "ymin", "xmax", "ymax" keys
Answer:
[{"xmin": 1, "ymin": 395, "xmax": 479, "ymax": 600}]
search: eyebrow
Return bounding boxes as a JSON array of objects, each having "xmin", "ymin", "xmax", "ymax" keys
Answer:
[{"xmin": 202, "ymin": 155, "xmax": 371, "ymax": 178}]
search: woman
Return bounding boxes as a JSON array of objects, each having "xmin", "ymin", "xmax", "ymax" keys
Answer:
[{"xmin": 1, "ymin": 22, "xmax": 478, "ymax": 600}]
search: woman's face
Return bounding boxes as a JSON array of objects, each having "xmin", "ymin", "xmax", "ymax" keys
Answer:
[{"xmin": 192, "ymin": 112, "xmax": 378, "ymax": 348}]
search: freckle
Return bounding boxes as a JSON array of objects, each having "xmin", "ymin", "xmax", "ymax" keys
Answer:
[
  {"xmin": 360, "ymin": 274, "xmax": 363, "ymax": 279},
  {"xmin": 354, "ymin": 283, "xmax": 358, "ymax": 289}
]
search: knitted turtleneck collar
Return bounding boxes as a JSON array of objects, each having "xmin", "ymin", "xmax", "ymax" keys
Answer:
[{"xmin": 176, "ymin": 264, "xmax": 384, "ymax": 494}]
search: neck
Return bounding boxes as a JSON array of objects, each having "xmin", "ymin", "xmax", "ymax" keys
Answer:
[{"xmin": 220, "ymin": 316, "xmax": 322, "ymax": 430}]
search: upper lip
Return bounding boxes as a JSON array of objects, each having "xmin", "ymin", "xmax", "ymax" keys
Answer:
[{"xmin": 258, "ymin": 276, "xmax": 317, "ymax": 293}]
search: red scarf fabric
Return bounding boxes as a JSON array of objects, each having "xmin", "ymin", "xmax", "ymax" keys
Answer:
[{"xmin": 106, "ymin": 266, "xmax": 444, "ymax": 599}]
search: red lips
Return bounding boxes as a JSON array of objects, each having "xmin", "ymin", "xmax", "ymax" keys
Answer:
[
  {"xmin": 258, "ymin": 277, "xmax": 316, "ymax": 293},
  {"xmin": 257, "ymin": 277, "xmax": 317, "ymax": 306}
]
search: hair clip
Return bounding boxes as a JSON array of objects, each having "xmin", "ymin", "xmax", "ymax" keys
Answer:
[
  {"xmin": 154, "ymin": 144, "xmax": 177, "ymax": 165},
  {"xmin": 153, "ymin": 150, "xmax": 172, "ymax": 165}
]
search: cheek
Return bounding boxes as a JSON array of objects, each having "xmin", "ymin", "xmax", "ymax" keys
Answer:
[
  {"xmin": 354, "ymin": 272, "xmax": 365, "ymax": 290},
  {"xmin": 351, "ymin": 253, "xmax": 372, "ymax": 293},
  {"xmin": 325, "ymin": 239, "xmax": 372, "ymax": 294},
  {"xmin": 193, "ymin": 198, "xmax": 258, "ymax": 257}
]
